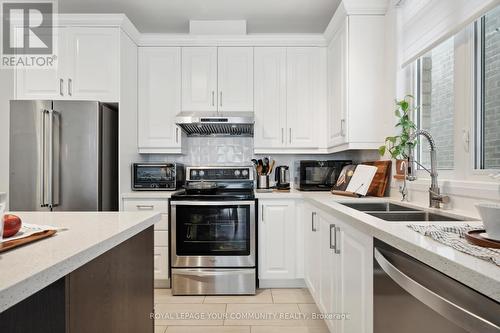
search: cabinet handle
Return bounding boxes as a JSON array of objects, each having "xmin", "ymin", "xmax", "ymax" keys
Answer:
[
  {"xmin": 311, "ymin": 212, "xmax": 317, "ymax": 232},
  {"xmin": 176, "ymin": 127, "xmax": 179, "ymax": 143},
  {"xmin": 281, "ymin": 128, "xmax": 284, "ymax": 144},
  {"xmin": 220, "ymin": 91, "xmax": 223, "ymax": 107},
  {"xmin": 261, "ymin": 205, "xmax": 264, "ymax": 222},
  {"xmin": 68, "ymin": 78, "xmax": 72, "ymax": 96},
  {"xmin": 330, "ymin": 224, "xmax": 335, "ymax": 249},
  {"xmin": 289, "ymin": 128, "xmax": 292, "ymax": 144},
  {"xmin": 340, "ymin": 119, "xmax": 346, "ymax": 137},
  {"xmin": 211, "ymin": 91, "xmax": 215, "ymax": 107},
  {"xmin": 334, "ymin": 226, "xmax": 341, "ymax": 254},
  {"xmin": 59, "ymin": 79, "xmax": 64, "ymax": 96},
  {"xmin": 136, "ymin": 204, "xmax": 154, "ymax": 210}
]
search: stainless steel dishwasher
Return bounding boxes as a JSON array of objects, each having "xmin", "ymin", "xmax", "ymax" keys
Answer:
[{"xmin": 374, "ymin": 239, "xmax": 500, "ymax": 333}]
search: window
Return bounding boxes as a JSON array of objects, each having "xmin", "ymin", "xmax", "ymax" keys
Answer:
[
  {"xmin": 415, "ymin": 37, "xmax": 455, "ymax": 170},
  {"xmin": 476, "ymin": 5, "xmax": 500, "ymax": 170}
]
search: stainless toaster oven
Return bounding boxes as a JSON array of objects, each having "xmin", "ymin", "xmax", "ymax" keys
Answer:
[{"xmin": 132, "ymin": 163, "xmax": 184, "ymax": 191}]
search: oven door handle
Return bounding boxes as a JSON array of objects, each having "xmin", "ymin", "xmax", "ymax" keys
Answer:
[
  {"xmin": 170, "ymin": 200, "xmax": 256, "ymax": 206},
  {"xmin": 173, "ymin": 269, "xmax": 254, "ymax": 277},
  {"xmin": 374, "ymin": 248, "xmax": 500, "ymax": 333}
]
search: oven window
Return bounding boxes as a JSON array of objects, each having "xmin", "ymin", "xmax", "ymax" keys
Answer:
[
  {"xmin": 175, "ymin": 205, "xmax": 251, "ymax": 256},
  {"xmin": 136, "ymin": 167, "xmax": 171, "ymax": 181},
  {"xmin": 305, "ymin": 167, "xmax": 336, "ymax": 185}
]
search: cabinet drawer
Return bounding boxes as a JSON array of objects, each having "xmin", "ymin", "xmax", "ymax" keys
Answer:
[
  {"xmin": 154, "ymin": 230, "xmax": 169, "ymax": 247},
  {"xmin": 154, "ymin": 246, "xmax": 169, "ymax": 280},
  {"xmin": 123, "ymin": 198, "xmax": 168, "ymax": 214}
]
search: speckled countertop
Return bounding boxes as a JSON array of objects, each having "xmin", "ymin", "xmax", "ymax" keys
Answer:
[
  {"xmin": 256, "ymin": 189, "xmax": 500, "ymax": 302},
  {"xmin": 0, "ymin": 211, "xmax": 160, "ymax": 312}
]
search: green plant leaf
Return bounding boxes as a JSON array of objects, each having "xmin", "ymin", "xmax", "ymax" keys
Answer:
[{"xmin": 378, "ymin": 146, "xmax": 386, "ymax": 156}]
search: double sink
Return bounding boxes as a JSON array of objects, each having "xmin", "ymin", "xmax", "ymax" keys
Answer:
[{"xmin": 341, "ymin": 202, "xmax": 467, "ymax": 222}]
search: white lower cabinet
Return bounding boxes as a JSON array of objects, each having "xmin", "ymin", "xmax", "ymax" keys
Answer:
[
  {"xmin": 304, "ymin": 205, "xmax": 321, "ymax": 297},
  {"xmin": 304, "ymin": 203, "xmax": 373, "ymax": 333},
  {"xmin": 122, "ymin": 197, "xmax": 170, "ymax": 286},
  {"xmin": 258, "ymin": 199, "xmax": 304, "ymax": 286}
]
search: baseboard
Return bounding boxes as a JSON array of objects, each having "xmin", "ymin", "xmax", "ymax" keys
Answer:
[
  {"xmin": 258, "ymin": 278, "xmax": 306, "ymax": 288},
  {"xmin": 154, "ymin": 278, "xmax": 170, "ymax": 289}
]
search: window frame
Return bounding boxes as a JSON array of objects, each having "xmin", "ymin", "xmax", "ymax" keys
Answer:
[{"xmin": 409, "ymin": 15, "xmax": 500, "ymax": 183}]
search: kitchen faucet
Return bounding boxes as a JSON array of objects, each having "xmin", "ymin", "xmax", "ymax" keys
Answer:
[{"xmin": 407, "ymin": 129, "xmax": 450, "ymax": 208}]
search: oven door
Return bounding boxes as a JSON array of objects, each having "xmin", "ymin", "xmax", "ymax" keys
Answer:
[{"xmin": 171, "ymin": 200, "xmax": 256, "ymax": 268}]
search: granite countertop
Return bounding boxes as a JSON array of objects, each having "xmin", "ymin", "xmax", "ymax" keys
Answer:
[
  {"xmin": 256, "ymin": 190, "xmax": 500, "ymax": 302},
  {"xmin": 0, "ymin": 211, "xmax": 160, "ymax": 312}
]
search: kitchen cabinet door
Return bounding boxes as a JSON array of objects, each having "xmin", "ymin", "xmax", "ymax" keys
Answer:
[
  {"xmin": 217, "ymin": 47, "xmax": 253, "ymax": 112},
  {"xmin": 154, "ymin": 246, "xmax": 169, "ymax": 280},
  {"xmin": 327, "ymin": 18, "xmax": 348, "ymax": 147},
  {"xmin": 65, "ymin": 27, "xmax": 120, "ymax": 102},
  {"xmin": 254, "ymin": 48, "xmax": 287, "ymax": 149},
  {"xmin": 181, "ymin": 47, "xmax": 218, "ymax": 111},
  {"xmin": 318, "ymin": 213, "xmax": 337, "ymax": 330},
  {"xmin": 138, "ymin": 47, "xmax": 182, "ymax": 153},
  {"xmin": 15, "ymin": 28, "xmax": 66, "ymax": 99},
  {"xmin": 304, "ymin": 206, "xmax": 321, "ymax": 301},
  {"xmin": 336, "ymin": 222, "xmax": 373, "ymax": 333},
  {"xmin": 286, "ymin": 48, "xmax": 324, "ymax": 148},
  {"xmin": 258, "ymin": 200, "xmax": 296, "ymax": 280}
]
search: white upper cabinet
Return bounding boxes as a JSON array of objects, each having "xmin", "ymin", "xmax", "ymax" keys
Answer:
[
  {"xmin": 258, "ymin": 200, "xmax": 297, "ymax": 280},
  {"xmin": 15, "ymin": 28, "xmax": 64, "ymax": 99},
  {"xmin": 217, "ymin": 47, "xmax": 254, "ymax": 112},
  {"xmin": 181, "ymin": 47, "xmax": 218, "ymax": 111},
  {"xmin": 15, "ymin": 27, "xmax": 120, "ymax": 102},
  {"xmin": 138, "ymin": 47, "xmax": 182, "ymax": 153},
  {"xmin": 254, "ymin": 48, "xmax": 287, "ymax": 149},
  {"xmin": 327, "ymin": 19, "xmax": 348, "ymax": 147},
  {"xmin": 254, "ymin": 47, "xmax": 326, "ymax": 153},
  {"xmin": 181, "ymin": 47, "xmax": 253, "ymax": 112},
  {"xmin": 286, "ymin": 47, "xmax": 324, "ymax": 148},
  {"xmin": 66, "ymin": 27, "xmax": 119, "ymax": 101},
  {"xmin": 326, "ymin": 13, "xmax": 387, "ymax": 151}
]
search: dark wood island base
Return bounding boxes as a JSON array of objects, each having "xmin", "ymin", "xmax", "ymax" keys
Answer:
[{"xmin": 0, "ymin": 227, "xmax": 154, "ymax": 333}]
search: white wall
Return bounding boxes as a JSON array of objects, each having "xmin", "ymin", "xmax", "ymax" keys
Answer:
[{"xmin": 0, "ymin": 69, "xmax": 14, "ymax": 209}]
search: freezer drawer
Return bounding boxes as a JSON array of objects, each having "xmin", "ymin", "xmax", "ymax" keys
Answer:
[{"xmin": 171, "ymin": 268, "xmax": 256, "ymax": 295}]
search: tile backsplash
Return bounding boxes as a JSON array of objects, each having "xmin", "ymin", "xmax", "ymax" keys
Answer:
[{"xmin": 143, "ymin": 136, "xmax": 381, "ymax": 168}]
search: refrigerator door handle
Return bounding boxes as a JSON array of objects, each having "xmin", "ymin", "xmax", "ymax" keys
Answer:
[
  {"xmin": 47, "ymin": 110, "xmax": 60, "ymax": 208},
  {"xmin": 39, "ymin": 109, "xmax": 48, "ymax": 207}
]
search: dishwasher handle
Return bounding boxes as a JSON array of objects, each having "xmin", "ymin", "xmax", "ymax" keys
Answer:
[{"xmin": 374, "ymin": 248, "xmax": 500, "ymax": 333}]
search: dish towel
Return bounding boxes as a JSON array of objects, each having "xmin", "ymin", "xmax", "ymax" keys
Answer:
[{"xmin": 408, "ymin": 224, "xmax": 500, "ymax": 267}]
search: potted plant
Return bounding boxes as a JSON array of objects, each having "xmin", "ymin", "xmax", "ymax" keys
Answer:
[{"xmin": 378, "ymin": 95, "xmax": 417, "ymax": 176}]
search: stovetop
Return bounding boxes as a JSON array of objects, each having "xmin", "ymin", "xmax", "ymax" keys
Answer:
[
  {"xmin": 171, "ymin": 189, "xmax": 255, "ymax": 201},
  {"xmin": 171, "ymin": 166, "xmax": 255, "ymax": 201}
]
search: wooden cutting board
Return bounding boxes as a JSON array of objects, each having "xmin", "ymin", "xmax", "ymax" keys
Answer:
[
  {"xmin": 0, "ymin": 229, "xmax": 57, "ymax": 253},
  {"xmin": 362, "ymin": 160, "xmax": 392, "ymax": 197}
]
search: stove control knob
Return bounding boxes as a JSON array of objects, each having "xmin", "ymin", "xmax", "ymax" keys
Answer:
[
  {"xmin": 234, "ymin": 170, "xmax": 241, "ymax": 177},
  {"xmin": 192, "ymin": 170, "xmax": 198, "ymax": 177},
  {"xmin": 199, "ymin": 170, "xmax": 205, "ymax": 177},
  {"xmin": 242, "ymin": 169, "xmax": 249, "ymax": 177}
]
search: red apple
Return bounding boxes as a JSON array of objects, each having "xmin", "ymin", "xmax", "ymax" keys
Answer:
[{"xmin": 3, "ymin": 214, "xmax": 22, "ymax": 238}]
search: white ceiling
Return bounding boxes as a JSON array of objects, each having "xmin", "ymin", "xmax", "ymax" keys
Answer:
[{"xmin": 59, "ymin": 0, "xmax": 341, "ymax": 33}]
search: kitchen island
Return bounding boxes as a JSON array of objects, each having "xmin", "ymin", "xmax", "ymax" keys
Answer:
[{"xmin": 0, "ymin": 211, "xmax": 160, "ymax": 333}]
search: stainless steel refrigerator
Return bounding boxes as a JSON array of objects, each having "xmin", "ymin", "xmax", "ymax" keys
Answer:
[{"xmin": 9, "ymin": 100, "xmax": 118, "ymax": 211}]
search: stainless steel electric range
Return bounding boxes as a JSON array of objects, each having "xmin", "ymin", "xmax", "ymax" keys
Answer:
[{"xmin": 169, "ymin": 166, "xmax": 256, "ymax": 295}]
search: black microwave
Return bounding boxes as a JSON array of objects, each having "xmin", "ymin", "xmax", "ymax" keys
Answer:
[
  {"xmin": 132, "ymin": 163, "xmax": 184, "ymax": 191},
  {"xmin": 294, "ymin": 160, "xmax": 352, "ymax": 191}
]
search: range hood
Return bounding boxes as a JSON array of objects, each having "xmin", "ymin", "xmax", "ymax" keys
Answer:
[{"xmin": 175, "ymin": 112, "xmax": 254, "ymax": 137}]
